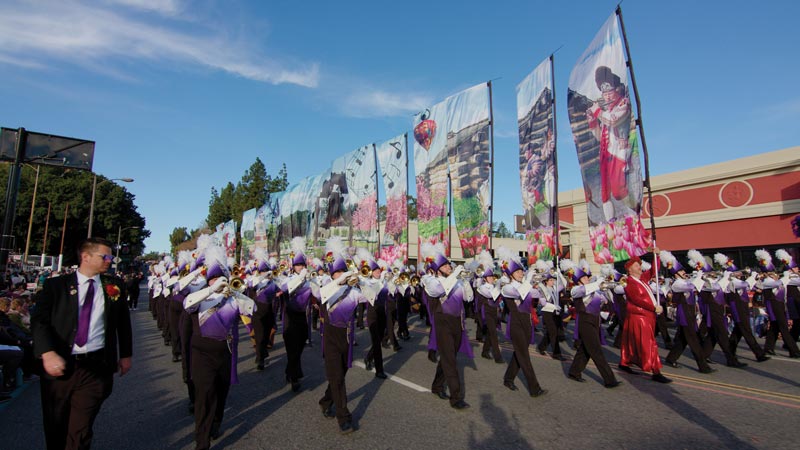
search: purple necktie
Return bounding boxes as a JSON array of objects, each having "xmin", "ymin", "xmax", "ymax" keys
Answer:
[{"xmin": 75, "ymin": 279, "xmax": 95, "ymax": 347}]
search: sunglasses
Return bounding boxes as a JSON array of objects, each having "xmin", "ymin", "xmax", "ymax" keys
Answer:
[{"xmin": 95, "ymin": 253, "xmax": 114, "ymax": 262}]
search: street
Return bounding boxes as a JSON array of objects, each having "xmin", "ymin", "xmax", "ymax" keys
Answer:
[{"xmin": 3, "ymin": 291, "xmax": 799, "ymax": 450}]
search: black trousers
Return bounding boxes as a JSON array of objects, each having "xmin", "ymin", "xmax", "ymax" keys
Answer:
[
  {"xmin": 728, "ymin": 298, "xmax": 765, "ymax": 359},
  {"xmin": 536, "ymin": 311, "xmax": 563, "ymax": 356},
  {"xmin": 655, "ymin": 310, "xmax": 672, "ymax": 346},
  {"xmin": 127, "ymin": 288, "xmax": 139, "ymax": 309},
  {"xmin": 160, "ymin": 296, "xmax": 171, "ymax": 341},
  {"xmin": 568, "ymin": 313, "xmax": 617, "ymax": 385},
  {"xmin": 397, "ymin": 293, "xmax": 410, "ymax": 337},
  {"xmin": 284, "ymin": 309, "xmax": 309, "ymax": 382},
  {"xmin": 666, "ymin": 304, "xmax": 710, "ymax": 371},
  {"xmin": 504, "ymin": 310, "xmax": 542, "ymax": 394},
  {"xmin": 764, "ymin": 299, "xmax": 800, "ymax": 356},
  {"xmin": 40, "ymin": 360, "xmax": 113, "ymax": 450},
  {"xmin": 319, "ymin": 324, "xmax": 351, "ymax": 425},
  {"xmin": 355, "ymin": 303, "xmax": 366, "ymax": 329},
  {"xmin": 482, "ymin": 306, "xmax": 503, "ymax": 361},
  {"xmin": 168, "ymin": 300, "xmax": 183, "ymax": 357},
  {"xmin": 366, "ymin": 304, "xmax": 387, "ymax": 374},
  {"xmin": 382, "ymin": 300, "xmax": 399, "ymax": 348},
  {"xmin": 179, "ymin": 309, "xmax": 195, "ymax": 407},
  {"xmin": 701, "ymin": 300, "xmax": 738, "ymax": 365},
  {"xmin": 431, "ymin": 313, "xmax": 464, "ymax": 406},
  {"xmin": 190, "ymin": 328, "xmax": 231, "ymax": 450},
  {"xmin": 252, "ymin": 300, "xmax": 275, "ymax": 363}
]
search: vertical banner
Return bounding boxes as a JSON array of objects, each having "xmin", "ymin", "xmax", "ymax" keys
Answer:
[
  {"xmin": 222, "ymin": 220, "xmax": 237, "ymax": 259},
  {"xmin": 376, "ymin": 134, "xmax": 409, "ymax": 263},
  {"xmin": 318, "ymin": 155, "xmax": 350, "ymax": 242},
  {"xmin": 445, "ymin": 83, "xmax": 492, "ymax": 258},
  {"xmin": 414, "ymin": 99, "xmax": 450, "ymax": 254},
  {"xmin": 517, "ymin": 58, "xmax": 556, "ymax": 264},
  {"xmin": 345, "ymin": 145, "xmax": 379, "ymax": 255},
  {"xmin": 567, "ymin": 13, "xmax": 651, "ymax": 263},
  {"xmin": 266, "ymin": 192, "xmax": 284, "ymax": 254},
  {"xmin": 240, "ymin": 207, "xmax": 257, "ymax": 264},
  {"xmin": 213, "ymin": 223, "xmax": 224, "ymax": 246},
  {"xmin": 301, "ymin": 172, "xmax": 327, "ymax": 257},
  {"xmin": 278, "ymin": 178, "xmax": 313, "ymax": 254}
]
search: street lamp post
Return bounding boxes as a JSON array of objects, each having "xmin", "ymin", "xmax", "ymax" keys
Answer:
[
  {"xmin": 23, "ymin": 164, "xmax": 40, "ymax": 264},
  {"xmin": 116, "ymin": 225, "xmax": 140, "ymax": 272},
  {"xmin": 88, "ymin": 175, "xmax": 134, "ymax": 238}
]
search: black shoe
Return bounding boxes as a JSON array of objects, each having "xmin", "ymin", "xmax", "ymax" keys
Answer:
[
  {"xmin": 665, "ymin": 343, "xmax": 674, "ymax": 350},
  {"xmin": 604, "ymin": 381, "xmax": 623, "ymax": 389},
  {"xmin": 756, "ymin": 354, "xmax": 771, "ymax": 362},
  {"xmin": 494, "ymin": 358, "xmax": 505, "ymax": 364},
  {"xmin": 433, "ymin": 391, "xmax": 449, "ymax": 400},
  {"xmin": 618, "ymin": 365, "xmax": 636, "ymax": 374},
  {"xmin": 339, "ymin": 420, "xmax": 354, "ymax": 435},
  {"xmin": 393, "ymin": 345, "xmax": 402, "ymax": 352},
  {"xmin": 765, "ymin": 349, "xmax": 776, "ymax": 356},
  {"xmin": 375, "ymin": 372, "xmax": 387, "ymax": 379},
  {"xmin": 451, "ymin": 400, "xmax": 470, "ymax": 410},
  {"xmin": 665, "ymin": 360, "xmax": 679, "ymax": 368},
  {"xmin": 210, "ymin": 422, "xmax": 221, "ymax": 440},
  {"xmin": 503, "ymin": 381, "xmax": 518, "ymax": 391},
  {"xmin": 364, "ymin": 357, "xmax": 374, "ymax": 371},
  {"xmin": 256, "ymin": 362, "xmax": 265, "ymax": 371},
  {"xmin": 291, "ymin": 381, "xmax": 301, "ymax": 392},
  {"xmin": 567, "ymin": 374, "xmax": 585, "ymax": 383},
  {"xmin": 428, "ymin": 350, "xmax": 438, "ymax": 363},
  {"xmin": 530, "ymin": 388, "xmax": 547, "ymax": 398},
  {"xmin": 381, "ymin": 342, "xmax": 391, "ymax": 349},
  {"xmin": 652, "ymin": 373, "xmax": 672, "ymax": 384},
  {"xmin": 727, "ymin": 361, "xmax": 748, "ymax": 368},
  {"xmin": 172, "ymin": 355, "xmax": 181, "ymax": 362},
  {"xmin": 699, "ymin": 367, "xmax": 717, "ymax": 374},
  {"xmin": 551, "ymin": 354, "xmax": 565, "ymax": 361},
  {"xmin": 537, "ymin": 348, "xmax": 546, "ymax": 355},
  {"xmin": 321, "ymin": 405, "xmax": 336, "ymax": 419},
  {"xmin": 790, "ymin": 353, "xmax": 800, "ymax": 359},
  {"xmin": 481, "ymin": 353, "xmax": 492, "ymax": 360},
  {"xmin": 188, "ymin": 403, "xmax": 194, "ymax": 415}
]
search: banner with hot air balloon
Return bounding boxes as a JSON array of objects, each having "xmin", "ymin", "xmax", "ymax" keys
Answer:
[
  {"xmin": 414, "ymin": 96, "xmax": 450, "ymax": 254},
  {"xmin": 376, "ymin": 134, "xmax": 409, "ymax": 263},
  {"xmin": 517, "ymin": 58, "xmax": 556, "ymax": 264},
  {"xmin": 240, "ymin": 207, "xmax": 257, "ymax": 264},
  {"xmin": 445, "ymin": 83, "xmax": 492, "ymax": 258},
  {"xmin": 566, "ymin": 13, "xmax": 650, "ymax": 264}
]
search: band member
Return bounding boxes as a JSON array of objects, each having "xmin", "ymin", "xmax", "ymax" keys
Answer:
[
  {"xmin": 775, "ymin": 249, "xmax": 800, "ymax": 341},
  {"xmin": 381, "ymin": 260, "xmax": 402, "ymax": 352},
  {"xmin": 756, "ymin": 250, "xmax": 800, "ymax": 358},
  {"xmin": 166, "ymin": 253, "xmax": 192, "ymax": 363},
  {"xmin": 536, "ymin": 260, "xmax": 566, "ymax": 360},
  {"xmin": 32, "ymin": 237, "xmax": 133, "ymax": 450},
  {"xmin": 619, "ymin": 250, "xmax": 671, "ymax": 383},
  {"xmin": 360, "ymin": 249, "xmax": 389, "ymax": 379},
  {"xmin": 281, "ymin": 237, "xmax": 319, "ymax": 391},
  {"xmin": 474, "ymin": 251, "xmax": 504, "ymax": 363},
  {"xmin": 565, "ymin": 260, "xmax": 622, "ymax": 388},
  {"xmin": 183, "ymin": 244, "xmax": 255, "ymax": 450},
  {"xmin": 420, "ymin": 242, "xmax": 474, "ymax": 409},
  {"xmin": 396, "ymin": 263, "xmax": 412, "ymax": 341},
  {"xmin": 661, "ymin": 251, "xmax": 715, "ymax": 373},
  {"xmin": 318, "ymin": 237, "xmax": 367, "ymax": 434},
  {"xmin": 252, "ymin": 251, "xmax": 279, "ymax": 371},
  {"xmin": 499, "ymin": 247, "xmax": 546, "ymax": 397}
]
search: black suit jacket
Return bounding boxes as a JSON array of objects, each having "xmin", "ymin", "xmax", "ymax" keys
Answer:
[{"xmin": 31, "ymin": 272, "xmax": 133, "ymax": 377}]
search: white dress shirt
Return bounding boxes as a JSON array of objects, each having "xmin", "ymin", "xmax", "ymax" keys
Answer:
[{"xmin": 72, "ymin": 271, "xmax": 106, "ymax": 354}]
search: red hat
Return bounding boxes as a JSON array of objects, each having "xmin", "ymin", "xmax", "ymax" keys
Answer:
[{"xmin": 624, "ymin": 256, "xmax": 642, "ymax": 271}]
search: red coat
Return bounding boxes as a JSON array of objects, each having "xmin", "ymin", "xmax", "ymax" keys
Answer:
[{"xmin": 620, "ymin": 258, "xmax": 662, "ymax": 373}]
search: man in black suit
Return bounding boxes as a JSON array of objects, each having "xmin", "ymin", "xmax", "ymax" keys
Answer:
[{"xmin": 32, "ymin": 237, "xmax": 133, "ymax": 450}]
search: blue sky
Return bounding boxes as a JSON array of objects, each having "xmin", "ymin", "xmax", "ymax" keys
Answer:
[{"xmin": 0, "ymin": 0, "xmax": 797, "ymax": 253}]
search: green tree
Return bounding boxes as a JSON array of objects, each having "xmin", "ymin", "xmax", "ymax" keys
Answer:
[
  {"xmin": 493, "ymin": 221, "xmax": 511, "ymax": 238},
  {"xmin": 407, "ymin": 194, "xmax": 417, "ymax": 221},
  {"xmin": 0, "ymin": 165, "xmax": 150, "ymax": 266},
  {"xmin": 169, "ymin": 227, "xmax": 190, "ymax": 255}
]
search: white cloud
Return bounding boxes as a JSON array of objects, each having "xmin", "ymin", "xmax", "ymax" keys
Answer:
[
  {"xmin": 340, "ymin": 87, "xmax": 434, "ymax": 119},
  {"xmin": 103, "ymin": 0, "xmax": 184, "ymax": 16},
  {"xmin": 0, "ymin": 0, "xmax": 319, "ymax": 87}
]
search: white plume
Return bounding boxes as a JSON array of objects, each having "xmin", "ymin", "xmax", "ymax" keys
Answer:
[
  {"xmin": 775, "ymin": 249, "xmax": 792, "ymax": 265},
  {"xmin": 755, "ymin": 249, "xmax": 772, "ymax": 265},
  {"xmin": 600, "ymin": 264, "xmax": 615, "ymax": 278},
  {"xmin": 559, "ymin": 258, "xmax": 577, "ymax": 273},
  {"xmin": 254, "ymin": 247, "xmax": 269, "ymax": 263},
  {"xmin": 196, "ymin": 234, "xmax": 212, "ymax": 252},
  {"xmin": 476, "ymin": 250, "xmax": 494, "ymax": 271},
  {"xmin": 687, "ymin": 249, "xmax": 706, "ymax": 270},
  {"xmin": 659, "ymin": 250, "xmax": 677, "ymax": 268},
  {"xmin": 713, "ymin": 253, "xmax": 730, "ymax": 267},
  {"xmin": 290, "ymin": 236, "xmax": 306, "ymax": 255},
  {"xmin": 325, "ymin": 236, "xmax": 346, "ymax": 258}
]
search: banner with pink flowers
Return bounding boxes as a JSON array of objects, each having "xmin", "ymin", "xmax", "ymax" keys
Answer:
[
  {"xmin": 344, "ymin": 145, "xmax": 379, "ymax": 255},
  {"xmin": 414, "ymin": 100, "xmax": 450, "ymax": 255},
  {"xmin": 376, "ymin": 134, "xmax": 409, "ymax": 263},
  {"xmin": 221, "ymin": 219, "xmax": 237, "ymax": 260},
  {"xmin": 566, "ymin": 13, "xmax": 650, "ymax": 263},
  {"xmin": 517, "ymin": 58, "xmax": 557, "ymax": 264},
  {"xmin": 445, "ymin": 83, "xmax": 492, "ymax": 258}
]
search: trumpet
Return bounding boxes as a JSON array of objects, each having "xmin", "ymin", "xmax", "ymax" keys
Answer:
[
  {"xmin": 229, "ymin": 277, "xmax": 246, "ymax": 292},
  {"xmin": 231, "ymin": 265, "xmax": 244, "ymax": 278},
  {"xmin": 306, "ymin": 271, "xmax": 318, "ymax": 281},
  {"xmin": 410, "ymin": 274, "xmax": 420, "ymax": 287},
  {"xmin": 360, "ymin": 265, "xmax": 372, "ymax": 277},
  {"xmin": 397, "ymin": 272, "xmax": 410, "ymax": 284},
  {"xmin": 474, "ymin": 264, "xmax": 485, "ymax": 277}
]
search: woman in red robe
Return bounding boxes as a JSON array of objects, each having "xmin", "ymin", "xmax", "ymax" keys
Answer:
[{"xmin": 620, "ymin": 252, "xmax": 672, "ymax": 383}]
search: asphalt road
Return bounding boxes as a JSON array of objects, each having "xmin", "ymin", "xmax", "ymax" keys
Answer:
[{"xmin": 3, "ymin": 294, "xmax": 799, "ymax": 450}]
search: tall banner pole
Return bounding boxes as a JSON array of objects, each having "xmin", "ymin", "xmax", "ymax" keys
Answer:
[
  {"xmin": 404, "ymin": 133, "xmax": 410, "ymax": 264},
  {"xmin": 373, "ymin": 143, "xmax": 380, "ymax": 259},
  {"xmin": 549, "ymin": 54, "xmax": 561, "ymax": 293},
  {"xmin": 616, "ymin": 5, "xmax": 659, "ymax": 296},
  {"xmin": 487, "ymin": 81, "xmax": 495, "ymax": 254}
]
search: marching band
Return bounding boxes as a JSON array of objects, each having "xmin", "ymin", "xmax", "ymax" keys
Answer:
[{"xmin": 143, "ymin": 242, "xmax": 800, "ymax": 446}]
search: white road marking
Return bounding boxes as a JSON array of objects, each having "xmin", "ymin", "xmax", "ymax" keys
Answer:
[{"xmin": 352, "ymin": 361, "xmax": 430, "ymax": 392}]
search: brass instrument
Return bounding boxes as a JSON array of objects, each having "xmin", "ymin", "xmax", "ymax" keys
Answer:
[
  {"xmin": 278, "ymin": 262, "xmax": 287, "ymax": 273},
  {"xmin": 229, "ymin": 277, "xmax": 246, "ymax": 292},
  {"xmin": 474, "ymin": 264, "xmax": 485, "ymax": 276},
  {"xmin": 397, "ymin": 272, "xmax": 410, "ymax": 284},
  {"xmin": 392, "ymin": 267, "xmax": 400, "ymax": 275},
  {"xmin": 360, "ymin": 264, "xmax": 372, "ymax": 277},
  {"xmin": 410, "ymin": 274, "xmax": 420, "ymax": 287},
  {"xmin": 178, "ymin": 264, "xmax": 190, "ymax": 278},
  {"xmin": 231, "ymin": 264, "xmax": 243, "ymax": 278}
]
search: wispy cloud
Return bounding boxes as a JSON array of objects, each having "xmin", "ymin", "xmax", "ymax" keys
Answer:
[
  {"xmin": 0, "ymin": 0, "xmax": 319, "ymax": 87},
  {"xmin": 754, "ymin": 97, "xmax": 800, "ymax": 121},
  {"xmin": 340, "ymin": 87, "xmax": 434, "ymax": 118}
]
